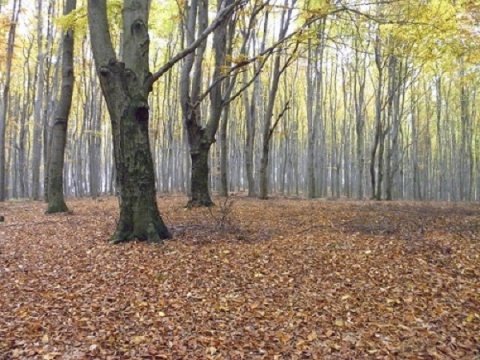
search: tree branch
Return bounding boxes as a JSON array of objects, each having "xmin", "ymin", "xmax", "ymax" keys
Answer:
[
  {"xmin": 87, "ymin": 0, "xmax": 116, "ymax": 67},
  {"xmin": 147, "ymin": 0, "xmax": 246, "ymax": 89},
  {"xmin": 267, "ymin": 100, "xmax": 290, "ymax": 142}
]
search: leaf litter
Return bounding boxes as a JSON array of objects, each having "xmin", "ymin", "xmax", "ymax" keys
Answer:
[{"xmin": 0, "ymin": 196, "xmax": 479, "ymax": 359}]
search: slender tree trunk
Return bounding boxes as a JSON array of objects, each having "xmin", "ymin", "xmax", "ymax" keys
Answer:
[
  {"xmin": 243, "ymin": 28, "xmax": 263, "ymax": 197},
  {"xmin": 243, "ymin": 70, "xmax": 256, "ymax": 196},
  {"xmin": 43, "ymin": 2, "xmax": 57, "ymax": 202},
  {"xmin": 306, "ymin": 37, "xmax": 316, "ymax": 198},
  {"xmin": 459, "ymin": 62, "xmax": 471, "ymax": 200},
  {"xmin": 259, "ymin": 0, "xmax": 295, "ymax": 199},
  {"xmin": 32, "ymin": 0, "xmax": 46, "ymax": 200},
  {"xmin": 46, "ymin": 0, "xmax": 76, "ymax": 213},
  {"xmin": 435, "ymin": 74, "xmax": 445, "ymax": 200},
  {"xmin": 219, "ymin": 104, "xmax": 229, "ymax": 196},
  {"xmin": 0, "ymin": 0, "xmax": 21, "ymax": 201},
  {"xmin": 370, "ymin": 33, "xmax": 385, "ymax": 200},
  {"xmin": 353, "ymin": 39, "xmax": 367, "ymax": 199}
]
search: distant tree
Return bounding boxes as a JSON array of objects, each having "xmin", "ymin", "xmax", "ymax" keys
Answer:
[
  {"xmin": 180, "ymin": 0, "xmax": 243, "ymax": 207},
  {"xmin": 0, "ymin": 0, "xmax": 21, "ymax": 201},
  {"xmin": 258, "ymin": 0, "xmax": 297, "ymax": 200}
]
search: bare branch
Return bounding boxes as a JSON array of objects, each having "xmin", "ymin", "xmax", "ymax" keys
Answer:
[
  {"xmin": 267, "ymin": 100, "xmax": 290, "ymax": 142},
  {"xmin": 147, "ymin": 0, "xmax": 246, "ymax": 89}
]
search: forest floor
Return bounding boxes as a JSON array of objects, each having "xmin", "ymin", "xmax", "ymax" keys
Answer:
[{"xmin": 0, "ymin": 195, "xmax": 479, "ymax": 359}]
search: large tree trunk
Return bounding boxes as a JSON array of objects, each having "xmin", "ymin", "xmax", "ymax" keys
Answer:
[
  {"xmin": 111, "ymin": 94, "xmax": 170, "ymax": 242},
  {"xmin": 88, "ymin": 0, "xmax": 170, "ymax": 243},
  {"xmin": 99, "ymin": 61, "xmax": 170, "ymax": 242},
  {"xmin": 46, "ymin": 0, "xmax": 76, "ymax": 214}
]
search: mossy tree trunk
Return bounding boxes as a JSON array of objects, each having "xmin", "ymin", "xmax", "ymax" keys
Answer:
[
  {"xmin": 111, "ymin": 90, "xmax": 170, "ymax": 242},
  {"xmin": 88, "ymin": 0, "xmax": 170, "ymax": 243},
  {"xmin": 89, "ymin": 0, "xmax": 240, "ymax": 238}
]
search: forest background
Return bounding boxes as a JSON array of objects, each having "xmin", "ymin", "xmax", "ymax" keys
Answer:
[
  {"xmin": 1, "ymin": 1, "xmax": 480, "ymax": 358},
  {"xmin": 0, "ymin": 0, "xmax": 479, "ymax": 203}
]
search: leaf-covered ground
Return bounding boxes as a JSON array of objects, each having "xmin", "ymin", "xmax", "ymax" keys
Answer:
[{"xmin": 0, "ymin": 196, "xmax": 479, "ymax": 359}]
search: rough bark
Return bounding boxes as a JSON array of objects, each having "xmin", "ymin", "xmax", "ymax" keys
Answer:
[
  {"xmin": 88, "ymin": 0, "xmax": 170, "ymax": 243},
  {"xmin": 46, "ymin": 0, "xmax": 76, "ymax": 214},
  {"xmin": 189, "ymin": 146, "xmax": 213, "ymax": 207}
]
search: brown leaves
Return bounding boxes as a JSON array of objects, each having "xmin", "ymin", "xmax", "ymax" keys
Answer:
[{"xmin": 0, "ymin": 197, "xmax": 479, "ymax": 358}]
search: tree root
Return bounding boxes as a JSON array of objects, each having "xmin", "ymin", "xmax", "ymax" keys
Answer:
[
  {"xmin": 110, "ymin": 222, "xmax": 171, "ymax": 244},
  {"xmin": 186, "ymin": 199, "xmax": 215, "ymax": 208}
]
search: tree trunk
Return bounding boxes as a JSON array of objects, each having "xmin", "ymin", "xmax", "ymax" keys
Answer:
[
  {"xmin": 0, "ymin": 0, "xmax": 21, "ymax": 201},
  {"xmin": 219, "ymin": 105, "xmax": 229, "ymax": 197},
  {"xmin": 306, "ymin": 37, "xmax": 316, "ymax": 198},
  {"xmin": 258, "ymin": 0, "xmax": 295, "ymax": 199},
  {"xmin": 370, "ymin": 33, "xmax": 385, "ymax": 200},
  {"xmin": 189, "ymin": 146, "xmax": 213, "ymax": 207},
  {"xmin": 180, "ymin": 0, "xmax": 237, "ymax": 206},
  {"xmin": 353, "ymin": 38, "xmax": 367, "ymax": 200},
  {"xmin": 180, "ymin": 0, "xmax": 211, "ymax": 206},
  {"xmin": 32, "ymin": 0, "xmax": 46, "ymax": 200},
  {"xmin": 46, "ymin": 0, "xmax": 76, "ymax": 214},
  {"xmin": 88, "ymin": 0, "xmax": 171, "ymax": 243}
]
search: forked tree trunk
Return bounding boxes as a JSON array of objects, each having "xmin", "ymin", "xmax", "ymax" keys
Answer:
[
  {"xmin": 89, "ymin": 0, "xmax": 239, "ymax": 240},
  {"xmin": 98, "ymin": 61, "xmax": 171, "ymax": 243},
  {"xmin": 88, "ymin": 0, "xmax": 170, "ymax": 243},
  {"xmin": 180, "ymin": 0, "xmax": 236, "ymax": 207}
]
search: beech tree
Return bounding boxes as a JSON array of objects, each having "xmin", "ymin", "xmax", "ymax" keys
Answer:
[
  {"xmin": 2, "ymin": 0, "xmax": 479, "ymax": 204},
  {"xmin": 0, "ymin": 0, "xmax": 21, "ymax": 201},
  {"xmin": 87, "ymin": 0, "xmax": 241, "ymax": 242},
  {"xmin": 46, "ymin": 0, "xmax": 76, "ymax": 214}
]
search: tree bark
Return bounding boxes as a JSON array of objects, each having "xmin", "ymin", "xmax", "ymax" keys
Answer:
[
  {"xmin": 258, "ymin": 0, "xmax": 295, "ymax": 200},
  {"xmin": 0, "ymin": 0, "xmax": 21, "ymax": 201},
  {"xmin": 32, "ymin": 0, "xmax": 46, "ymax": 200},
  {"xmin": 181, "ymin": 0, "xmax": 236, "ymax": 207},
  {"xmin": 46, "ymin": 0, "xmax": 76, "ymax": 214},
  {"xmin": 88, "ymin": 0, "xmax": 170, "ymax": 242}
]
